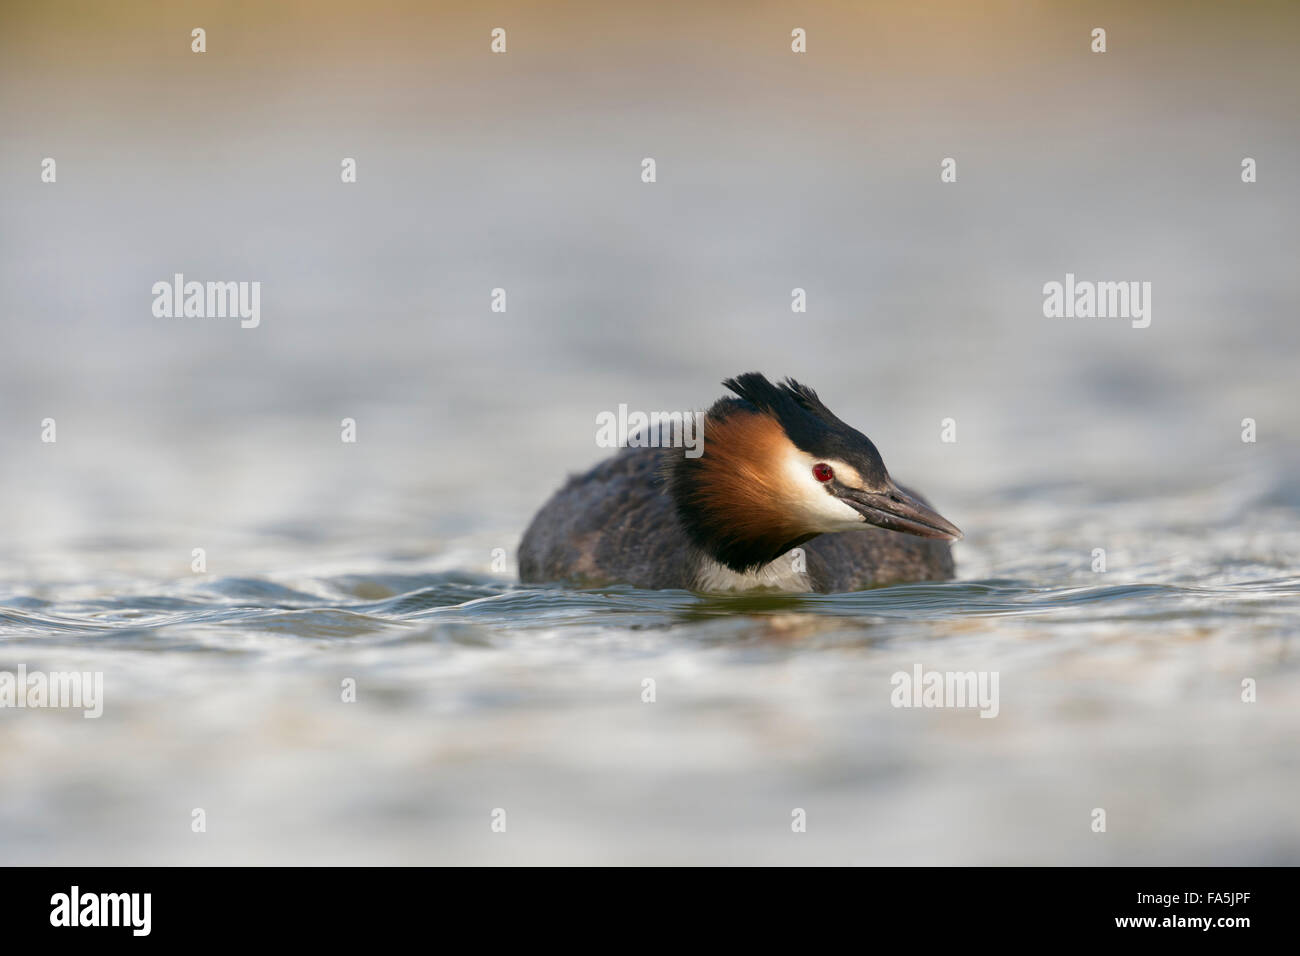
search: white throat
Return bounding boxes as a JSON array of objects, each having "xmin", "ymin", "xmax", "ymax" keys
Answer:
[{"xmin": 693, "ymin": 555, "xmax": 812, "ymax": 593}]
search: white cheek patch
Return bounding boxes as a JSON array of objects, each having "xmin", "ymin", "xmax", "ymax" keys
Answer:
[{"xmin": 777, "ymin": 451, "xmax": 864, "ymax": 532}]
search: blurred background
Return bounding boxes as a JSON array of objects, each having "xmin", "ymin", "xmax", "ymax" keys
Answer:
[{"xmin": 0, "ymin": 0, "xmax": 1297, "ymax": 864}]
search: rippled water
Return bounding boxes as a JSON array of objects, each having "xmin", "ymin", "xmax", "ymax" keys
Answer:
[{"xmin": 3, "ymin": 468, "xmax": 1297, "ymax": 865}]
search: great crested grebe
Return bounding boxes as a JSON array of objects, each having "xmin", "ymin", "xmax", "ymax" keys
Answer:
[{"xmin": 518, "ymin": 373, "xmax": 961, "ymax": 592}]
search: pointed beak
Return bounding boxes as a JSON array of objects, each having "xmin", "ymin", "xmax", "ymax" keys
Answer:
[{"xmin": 838, "ymin": 482, "xmax": 963, "ymax": 541}]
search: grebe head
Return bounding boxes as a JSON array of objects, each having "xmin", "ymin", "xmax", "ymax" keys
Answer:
[{"xmin": 667, "ymin": 373, "xmax": 962, "ymax": 573}]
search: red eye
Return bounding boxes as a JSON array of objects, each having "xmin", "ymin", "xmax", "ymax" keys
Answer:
[{"xmin": 812, "ymin": 463, "xmax": 834, "ymax": 483}]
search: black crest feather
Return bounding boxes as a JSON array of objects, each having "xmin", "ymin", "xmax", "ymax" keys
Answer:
[{"xmin": 722, "ymin": 373, "xmax": 834, "ymax": 422}]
